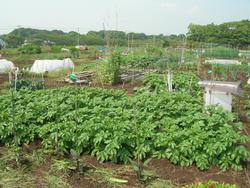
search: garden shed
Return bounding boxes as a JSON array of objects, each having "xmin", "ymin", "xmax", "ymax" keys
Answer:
[
  {"xmin": 0, "ymin": 59, "xmax": 14, "ymax": 73},
  {"xmin": 198, "ymin": 80, "xmax": 242, "ymax": 112},
  {"xmin": 30, "ymin": 58, "xmax": 74, "ymax": 73}
]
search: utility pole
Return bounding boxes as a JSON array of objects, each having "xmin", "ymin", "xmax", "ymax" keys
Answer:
[
  {"xmin": 103, "ymin": 23, "xmax": 109, "ymax": 48},
  {"xmin": 115, "ymin": 9, "xmax": 118, "ymax": 47},
  {"xmin": 180, "ymin": 36, "xmax": 186, "ymax": 64},
  {"xmin": 103, "ymin": 23, "xmax": 107, "ymax": 47},
  {"xmin": 115, "ymin": 9, "xmax": 118, "ymax": 31},
  {"xmin": 17, "ymin": 25, "xmax": 22, "ymax": 46},
  {"xmin": 131, "ymin": 33, "xmax": 134, "ymax": 54},
  {"xmin": 127, "ymin": 33, "xmax": 130, "ymax": 52}
]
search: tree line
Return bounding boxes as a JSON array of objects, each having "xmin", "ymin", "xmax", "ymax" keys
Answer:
[
  {"xmin": 1, "ymin": 20, "xmax": 249, "ymax": 49},
  {"xmin": 187, "ymin": 20, "xmax": 250, "ymax": 48},
  {"xmin": 0, "ymin": 28, "xmax": 184, "ymax": 48}
]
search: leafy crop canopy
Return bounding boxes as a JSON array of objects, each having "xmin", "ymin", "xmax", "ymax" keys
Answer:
[{"xmin": 0, "ymin": 87, "xmax": 249, "ymax": 171}]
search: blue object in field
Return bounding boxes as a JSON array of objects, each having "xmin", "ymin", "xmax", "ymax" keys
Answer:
[{"xmin": 97, "ymin": 46, "xmax": 109, "ymax": 52}]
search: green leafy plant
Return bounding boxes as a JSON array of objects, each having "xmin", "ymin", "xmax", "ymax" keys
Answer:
[
  {"xmin": 143, "ymin": 73, "xmax": 166, "ymax": 92},
  {"xmin": 11, "ymin": 80, "xmax": 44, "ymax": 91},
  {"xmin": 245, "ymin": 99, "xmax": 250, "ymax": 120},
  {"xmin": 107, "ymin": 50, "xmax": 122, "ymax": 85},
  {"xmin": 70, "ymin": 47, "xmax": 80, "ymax": 58},
  {"xmin": 18, "ymin": 44, "xmax": 41, "ymax": 54},
  {"xmin": 122, "ymin": 55, "xmax": 160, "ymax": 69},
  {"xmin": 145, "ymin": 45, "xmax": 163, "ymax": 57},
  {"xmin": 130, "ymin": 158, "xmax": 152, "ymax": 181},
  {"xmin": 0, "ymin": 87, "xmax": 249, "ymax": 171},
  {"xmin": 204, "ymin": 46, "xmax": 239, "ymax": 59},
  {"xmin": 140, "ymin": 72, "xmax": 201, "ymax": 96}
]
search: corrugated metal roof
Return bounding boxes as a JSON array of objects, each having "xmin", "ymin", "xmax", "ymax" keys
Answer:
[{"xmin": 198, "ymin": 80, "xmax": 243, "ymax": 95}]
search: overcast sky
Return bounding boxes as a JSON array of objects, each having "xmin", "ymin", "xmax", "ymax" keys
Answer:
[{"xmin": 0, "ymin": 0, "xmax": 250, "ymax": 35}]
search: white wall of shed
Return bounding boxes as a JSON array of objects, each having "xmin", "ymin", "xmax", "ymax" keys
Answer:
[{"xmin": 204, "ymin": 88, "xmax": 232, "ymax": 112}]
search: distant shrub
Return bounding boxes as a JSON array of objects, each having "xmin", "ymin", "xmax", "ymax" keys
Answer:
[
  {"xmin": 0, "ymin": 48, "xmax": 19, "ymax": 56},
  {"xmin": 51, "ymin": 45, "xmax": 63, "ymax": 53},
  {"xmin": 146, "ymin": 45, "xmax": 163, "ymax": 57},
  {"xmin": 70, "ymin": 47, "xmax": 80, "ymax": 58},
  {"xmin": 107, "ymin": 50, "xmax": 122, "ymax": 85},
  {"xmin": 18, "ymin": 44, "xmax": 41, "ymax": 54}
]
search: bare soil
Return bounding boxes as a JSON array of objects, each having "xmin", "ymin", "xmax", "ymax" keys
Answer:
[
  {"xmin": 25, "ymin": 152, "xmax": 250, "ymax": 188},
  {"xmin": 13, "ymin": 138, "xmax": 249, "ymax": 188},
  {"xmin": 149, "ymin": 158, "xmax": 250, "ymax": 188},
  {"xmin": 0, "ymin": 74, "xmax": 8, "ymax": 85}
]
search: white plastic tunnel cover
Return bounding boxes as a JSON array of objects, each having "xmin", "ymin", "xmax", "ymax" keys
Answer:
[
  {"xmin": 30, "ymin": 58, "xmax": 74, "ymax": 73},
  {"xmin": 0, "ymin": 59, "xmax": 14, "ymax": 73}
]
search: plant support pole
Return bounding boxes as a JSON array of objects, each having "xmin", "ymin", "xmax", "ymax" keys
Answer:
[
  {"xmin": 11, "ymin": 88, "xmax": 20, "ymax": 165},
  {"xmin": 167, "ymin": 71, "xmax": 173, "ymax": 92}
]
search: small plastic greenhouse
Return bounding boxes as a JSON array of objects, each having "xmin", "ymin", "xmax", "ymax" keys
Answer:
[
  {"xmin": 0, "ymin": 59, "xmax": 14, "ymax": 73},
  {"xmin": 30, "ymin": 58, "xmax": 74, "ymax": 74},
  {"xmin": 205, "ymin": 59, "xmax": 241, "ymax": 65}
]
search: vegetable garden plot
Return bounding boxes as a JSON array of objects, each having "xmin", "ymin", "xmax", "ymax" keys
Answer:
[
  {"xmin": 136, "ymin": 72, "xmax": 201, "ymax": 96},
  {"xmin": 203, "ymin": 47, "xmax": 239, "ymax": 59},
  {"xmin": 0, "ymin": 87, "xmax": 249, "ymax": 171},
  {"xmin": 199, "ymin": 63, "xmax": 250, "ymax": 82},
  {"xmin": 121, "ymin": 53, "xmax": 198, "ymax": 71}
]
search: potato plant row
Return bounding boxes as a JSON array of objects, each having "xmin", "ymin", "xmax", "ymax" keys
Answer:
[{"xmin": 0, "ymin": 87, "xmax": 249, "ymax": 171}]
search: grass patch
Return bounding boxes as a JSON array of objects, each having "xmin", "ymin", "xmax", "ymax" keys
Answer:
[
  {"xmin": 25, "ymin": 148, "xmax": 48, "ymax": 167},
  {"xmin": 44, "ymin": 174, "xmax": 72, "ymax": 188},
  {"xmin": 93, "ymin": 168, "xmax": 116, "ymax": 183},
  {"xmin": 86, "ymin": 167, "xmax": 129, "ymax": 187},
  {"xmin": 50, "ymin": 159, "xmax": 73, "ymax": 175},
  {"xmin": 146, "ymin": 179, "xmax": 177, "ymax": 188},
  {"xmin": 46, "ymin": 68, "xmax": 72, "ymax": 78},
  {"xmin": 185, "ymin": 180, "xmax": 237, "ymax": 188},
  {"xmin": 0, "ymin": 167, "xmax": 36, "ymax": 188},
  {"xmin": 0, "ymin": 147, "xmax": 19, "ymax": 169}
]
